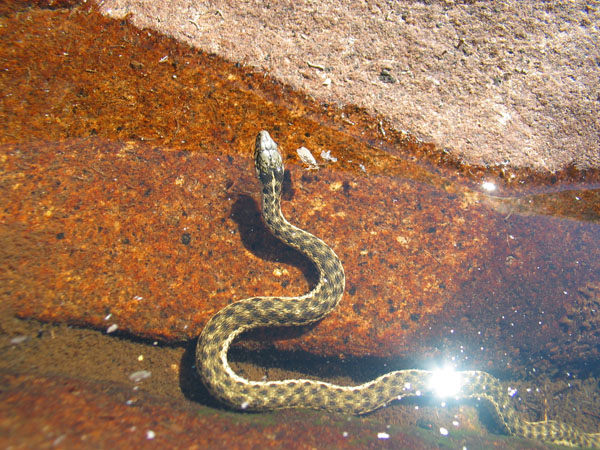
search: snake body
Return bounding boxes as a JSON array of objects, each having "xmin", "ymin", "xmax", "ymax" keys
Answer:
[{"xmin": 196, "ymin": 131, "xmax": 600, "ymax": 448}]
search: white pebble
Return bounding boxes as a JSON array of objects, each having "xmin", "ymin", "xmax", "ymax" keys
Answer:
[
  {"xmin": 377, "ymin": 432, "xmax": 390, "ymax": 439},
  {"xmin": 10, "ymin": 335, "xmax": 28, "ymax": 344},
  {"xmin": 146, "ymin": 430, "xmax": 155, "ymax": 439},
  {"xmin": 342, "ymin": 431, "xmax": 348, "ymax": 437},
  {"xmin": 129, "ymin": 370, "xmax": 151, "ymax": 383},
  {"xmin": 320, "ymin": 150, "xmax": 337, "ymax": 162},
  {"xmin": 296, "ymin": 147, "xmax": 318, "ymax": 168},
  {"xmin": 439, "ymin": 427, "xmax": 449, "ymax": 436},
  {"xmin": 106, "ymin": 324, "xmax": 118, "ymax": 334}
]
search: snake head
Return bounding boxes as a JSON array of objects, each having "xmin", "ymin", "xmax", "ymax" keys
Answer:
[{"xmin": 254, "ymin": 131, "xmax": 284, "ymax": 186}]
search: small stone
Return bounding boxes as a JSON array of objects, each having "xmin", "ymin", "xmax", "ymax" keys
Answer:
[
  {"xmin": 129, "ymin": 370, "xmax": 151, "ymax": 383},
  {"xmin": 10, "ymin": 335, "xmax": 28, "ymax": 344},
  {"xmin": 296, "ymin": 147, "xmax": 318, "ymax": 168},
  {"xmin": 320, "ymin": 150, "xmax": 337, "ymax": 163},
  {"xmin": 379, "ymin": 68, "xmax": 396, "ymax": 83}
]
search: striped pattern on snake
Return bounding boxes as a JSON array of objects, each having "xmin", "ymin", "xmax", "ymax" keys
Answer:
[{"xmin": 196, "ymin": 130, "xmax": 600, "ymax": 448}]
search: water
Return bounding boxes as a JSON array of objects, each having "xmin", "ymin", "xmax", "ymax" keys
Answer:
[{"xmin": 0, "ymin": 4, "xmax": 598, "ymax": 448}]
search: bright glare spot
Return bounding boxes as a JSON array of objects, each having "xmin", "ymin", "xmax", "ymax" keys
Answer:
[
  {"xmin": 430, "ymin": 367, "xmax": 464, "ymax": 398},
  {"xmin": 377, "ymin": 432, "xmax": 390, "ymax": 439},
  {"xmin": 439, "ymin": 427, "xmax": 449, "ymax": 436},
  {"xmin": 481, "ymin": 181, "xmax": 496, "ymax": 192},
  {"xmin": 146, "ymin": 430, "xmax": 155, "ymax": 440}
]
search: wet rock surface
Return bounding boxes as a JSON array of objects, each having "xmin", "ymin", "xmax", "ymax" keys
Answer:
[
  {"xmin": 0, "ymin": 2, "xmax": 598, "ymax": 448},
  {"xmin": 2, "ymin": 137, "xmax": 599, "ymax": 374},
  {"xmin": 0, "ymin": 317, "xmax": 571, "ymax": 449},
  {"xmin": 97, "ymin": 0, "xmax": 600, "ymax": 174},
  {"xmin": 3, "ymin": 372, "xmax": 454, "ymax": 449}
]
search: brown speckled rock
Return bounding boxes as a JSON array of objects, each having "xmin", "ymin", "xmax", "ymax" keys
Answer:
[
  {"xmin": 0, "ymin": 367, "xmax": 574, "ymax": 449},
  {"xmin": 2, "ymin": 137, "xmax": 599, "ymax": 375},
  {"xmin": 0, "ymin": 372, "xmax": 442, "ymax": 449},
  {"xmin": 0, "ymin": 2, "xmax": 598, "ymax": 375}
]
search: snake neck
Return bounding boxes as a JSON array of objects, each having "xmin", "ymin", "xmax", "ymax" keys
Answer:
[{"xmin": 261, "ymin": 184, "xmax": 345, "ymax": 310}]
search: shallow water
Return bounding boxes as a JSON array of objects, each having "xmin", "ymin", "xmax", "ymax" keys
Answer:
[{"xmin": 0, "ymin": 3, "xmax": 598, "ymax": 448}]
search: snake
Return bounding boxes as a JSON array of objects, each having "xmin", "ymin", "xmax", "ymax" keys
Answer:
[{"xmin": 196, "ymin": 130, "xmax": 600, "ymax": 448}]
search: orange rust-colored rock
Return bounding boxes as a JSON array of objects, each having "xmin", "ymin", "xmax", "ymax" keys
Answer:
[
  {"xmin": 0, "ymin": 4, "xmax": 599, "ymax": 375},
  {"xmin": 2, "ymin": 138, "xmax": 599, "ymax": 374},
  {"xmin": 2, "ymin": 3, "xmax": 598, "ymax": 189},
  {"xmin": 1, "ymin": 4, "xmax": 598, "ymax": 449}
]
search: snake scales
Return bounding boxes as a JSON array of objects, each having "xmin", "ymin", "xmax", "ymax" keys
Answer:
[{"xmin": 196, "ymin": 130, "xmax": 600, "ymax": 448}]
